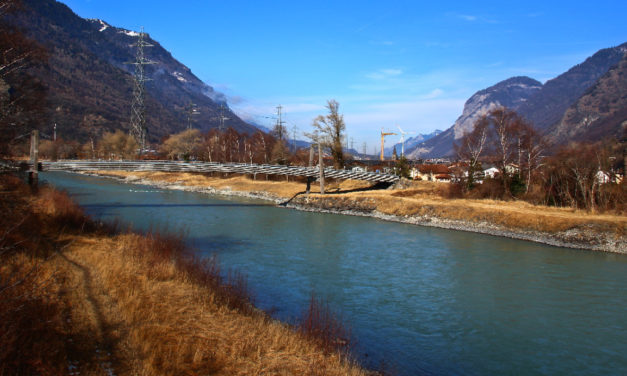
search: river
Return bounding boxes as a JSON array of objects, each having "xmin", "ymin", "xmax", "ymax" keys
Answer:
[{"xmin": 42, "ymin": 172, "xmax": 627, "ymax": 375}]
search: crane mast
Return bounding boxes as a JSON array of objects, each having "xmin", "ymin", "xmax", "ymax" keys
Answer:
[{"xmin": 380, "ymin": 128, "xmax": 397, "ymax": 161}]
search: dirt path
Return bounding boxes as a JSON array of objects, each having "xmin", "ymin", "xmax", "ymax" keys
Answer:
[{"xmin": 56, "ymin": 237, "xmax": 130, "ymax": 375}]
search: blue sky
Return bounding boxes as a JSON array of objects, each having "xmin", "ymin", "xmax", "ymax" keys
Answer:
[{"xmin": 63, "ymin": 0, "xmax": 626, "ymax": 151}]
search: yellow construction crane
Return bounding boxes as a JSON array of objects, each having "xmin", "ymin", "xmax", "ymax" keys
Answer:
[{"xmin": 380, "ymin": 128, "xmax": 397, "ymax": 161}]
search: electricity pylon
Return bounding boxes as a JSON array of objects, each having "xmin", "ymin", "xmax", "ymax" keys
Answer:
[
  {"xmin": 186, "ymin": 101, "xmax": 199, "ymax": 130},
  {"xmin": 129, "ymin": 26, "xmax": 156, "ymax": 154},
  {"xmin": 218, "ymin": 104, "xmax": 230, "ymax": 131}
]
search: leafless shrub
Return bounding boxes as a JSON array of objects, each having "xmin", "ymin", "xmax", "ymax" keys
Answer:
[{"xmin": 299, "ymin": 294, "xmax": 352, "ymax": 356}]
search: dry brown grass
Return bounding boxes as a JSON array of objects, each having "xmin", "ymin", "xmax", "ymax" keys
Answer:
[
  {"xmin": 93, "ymin": 170, "xmax": 373, "ymax": 199},
  {"xmin": 0, "ymin": 175, "xmax": 368, "ymax": 375},
  {"xmin": 340, "ymin": 185, "xmax": 626, "ymax": 236},
  {"xmin": 62, "ymin": 233, "xmax": 364, "ymax": 375}
]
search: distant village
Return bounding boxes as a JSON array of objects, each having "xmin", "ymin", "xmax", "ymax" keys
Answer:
[{"xmin": 348, "ymin": 157, "xmax": 623, "ymax": 186}]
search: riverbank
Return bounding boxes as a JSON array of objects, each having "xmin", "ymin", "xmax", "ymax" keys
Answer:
[
  {"xmin": 0, "ymin": 174, "xmax": 367, "ymax": 375},
  {"xmin": 79, "ymin": 170, "xmax": 626, "ymax": 254}
]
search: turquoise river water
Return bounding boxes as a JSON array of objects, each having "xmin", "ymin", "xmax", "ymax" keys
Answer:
[{"xmin": 42, "ymin": 172, "xmax": 627, "ymax": 376}]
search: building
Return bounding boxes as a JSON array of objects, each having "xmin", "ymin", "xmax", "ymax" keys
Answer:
[{"xmin": 411, "ymin": 164, "xmax": 451, "ymax": 182}]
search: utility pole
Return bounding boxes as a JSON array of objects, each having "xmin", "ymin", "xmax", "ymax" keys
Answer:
[
  {"xmin": 275, "ymin": 105, "xmax": 286, "ymax": 140},
  {"xmin": 362, "ymin": 142, "xmax": 367, "ymax": 156},
  {"xmin": 53, "ymin": 123, "xmax": 57, "ymax": 142},
  {"xmin": 306, "ymin": 144, "xmax": 314, "ymax": 194},
  {"xmin": 291, "ymin": 124, "xmax": 298, "ymax": 152},
  {"xmin": 318, "ymin": 141, "xmax": 325, "ymax": 194},
  {"xmin": 128, "ymin": 26, "xmax": 155, "ymax": 155},
  {"xmin": 29, "ymin": 130, "xmax": 39, "ymax": 185}
]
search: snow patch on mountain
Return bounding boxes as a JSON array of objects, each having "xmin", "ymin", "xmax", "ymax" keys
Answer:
[
  {"xmin": 172, "ymin": 71, "xmax": 188, "ymax": 83},
  {"xmin": 88, "ymin": 19, "xmax": 109, "ymax": 32},
  {"xmin": 119, "ymin": 30, "xmax": 139, "ymax": 37}
]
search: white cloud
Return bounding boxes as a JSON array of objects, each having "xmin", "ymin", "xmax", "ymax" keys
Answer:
[
  {"xmin": 227, "ymin": 95, "xmax": 245, "ymax": 105},
  {"xmin": 365, "ymin": 68, "xmax": 403, "ymax": 80},
  {"xmin": 422, "ymin": 88, "xmax": 444, "ymax": 99},
  {"xmin": 381, "ymin": 68, "xmax": 403, "ymax": 76},
  {"xmin": 458, "ymin": 14, "xmax": 477, "ymax": 22},
  {"xmin": 450, "ymin": 13, "xmax": 498, "ymax": 24},
  {"xmin": 351, "ymin": 68, "xmax": 470, "ymax": 96}
]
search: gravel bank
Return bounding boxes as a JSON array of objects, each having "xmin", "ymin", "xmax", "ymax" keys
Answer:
[
  {"xmin": 76, "ymin": 172, "xmax": 626, "ymax": 254},
  {"xmin": 286, "ymin": 196, "xmax": 626, "ymax": 254}
]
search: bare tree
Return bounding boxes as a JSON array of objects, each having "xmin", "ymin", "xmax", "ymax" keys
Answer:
[
  {"xmin": 517, "ymin": 121, "xmax": 546, "ymax": 193},
  {"xmin": 542, "ymin": 142, "xmax": 620, "ymax": 212},
  {"xmin": 312, "ymin": 99, "xmax": 345, "ymax": 169},
  {"xmin": 202, "ymin": 130, "xmax": 217, "ymax": 162},
  {"xmin": 455, "ymin": 114, "xmax": 490, "ymax": 189},
  {"xmin": 487, "ymin": 107, "xmax": 520, "ymax": 193},
  {"xmin": 0, "ymin": 0, "xmax": 48, "ymax": 155}
]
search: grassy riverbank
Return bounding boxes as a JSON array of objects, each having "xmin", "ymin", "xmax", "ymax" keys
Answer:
[
  {"xmin": 0, "ymin": 175, "xmax": 366, "ymax": 375},
  {"xmin": 87, "ymin": 170, "xmax": 626, "ymax": 253}
]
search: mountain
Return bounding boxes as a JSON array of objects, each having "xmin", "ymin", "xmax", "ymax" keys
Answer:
[
  {"xmin": 550, "ymin": 50, "xmax": 627, "ymax": 142},
  {"xmin": 516, "ymin": 43, "xmax": 626, "ymax": 135},
  {"xmin": 409, "ymin": 43, "xmax": 627, "ymax": 158},
  {"xmin": 407, "ymin": 76, "xmax": 543, "ymax": 158},
  {"xmin": 384, "ymin": 129, "xmax": 442, "ymax": 156},
  {"xmin": 8, "ymin": 0, "xmax": 257, "ymax": 143}
]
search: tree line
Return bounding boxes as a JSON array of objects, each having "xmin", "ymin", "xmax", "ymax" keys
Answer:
[
  {"xmin": 453, "ymin": 107, "xmax": 626, "ymax": 212},
  {"xmin": 27, "ymin": 100, "xmax": 351, "ymax": 175}
]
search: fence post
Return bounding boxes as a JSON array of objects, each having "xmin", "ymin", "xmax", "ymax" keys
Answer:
[
  {"xmin": 28, "ymin": 130, "xmax": 39, "ymax": 185},
  {"xmin": 318, "ymin": 142, "xmax": 325, "ymax": 195},
  {"xmin": 306, "ymin": 144, "xmax": 314, "ymax": 194}
]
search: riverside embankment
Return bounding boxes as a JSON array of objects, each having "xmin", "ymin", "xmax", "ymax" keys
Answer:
[
  {"xmin": 0, "ymin": 173, "xmax": 367, "ymax": 375},
  {"xmin": 80, "ymin": 170, "xmax": 626, "ymax": 254}
]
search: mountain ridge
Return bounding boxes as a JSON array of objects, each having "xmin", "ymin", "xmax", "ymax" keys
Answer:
[
  {"xmin": 408, "ymin": 76, "xmax": 543, "ymax": 158},
  {"xmin": 9, "ymin": 0, "xmax": 257, "ymax": 143},
  {"xmin": 407, "ymin": 43, "xmax": 627, "ymax": 158},
  {"xmin": 517, "ymin": 42, "xmax": 627, "ymax": 133},
  {"xmin": 552, "ymin": 51, "xmax": 627, "ymax": 142},
  {"xmin": 384, "ymin": 129, "xmax": 442, "ymax": 157}
]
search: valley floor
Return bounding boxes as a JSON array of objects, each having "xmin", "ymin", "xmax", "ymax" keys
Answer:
[{"xmin": 86, "ymin": 170, "xmax": 626, "ymax": 254}]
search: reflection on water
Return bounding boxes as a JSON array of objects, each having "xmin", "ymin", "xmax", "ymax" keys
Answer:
[{"xmin": 43, "ymin": 172, "xmax": 627, "ymax": 376}]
